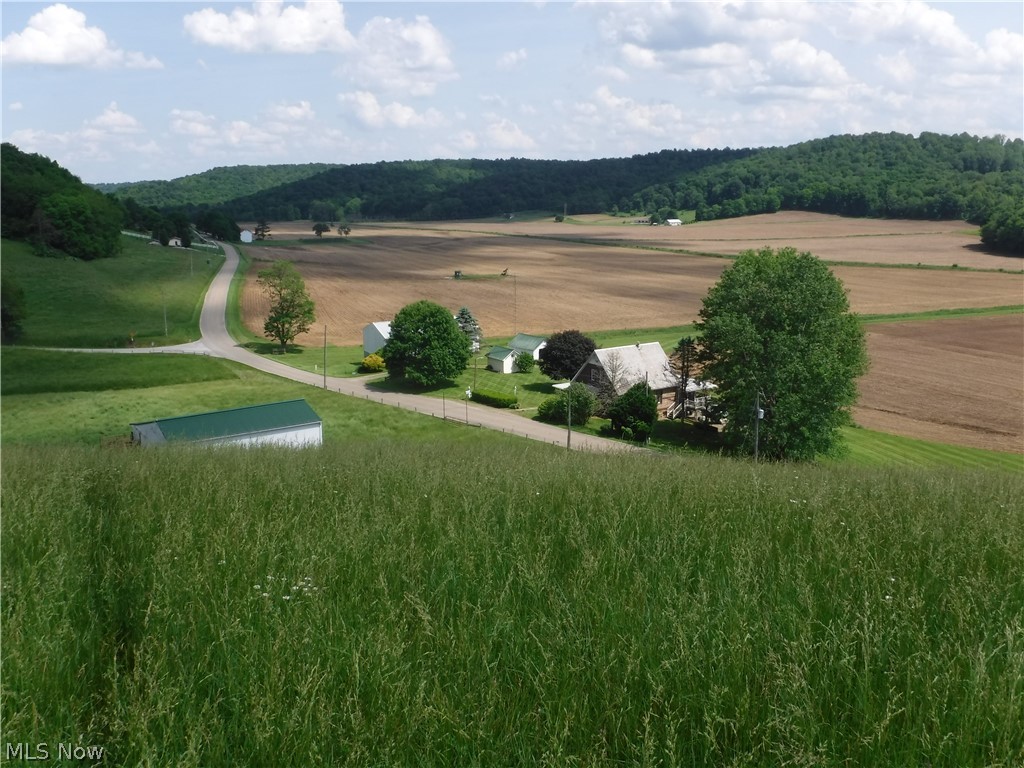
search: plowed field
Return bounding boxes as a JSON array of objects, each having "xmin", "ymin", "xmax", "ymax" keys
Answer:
[
  {"xmin": 240, "ymin": 215, "xmax": 1023, "ymax": 453},
  {"xmin": 855, "ymin": 314, "xmax": 1023, "ymax": 454}
]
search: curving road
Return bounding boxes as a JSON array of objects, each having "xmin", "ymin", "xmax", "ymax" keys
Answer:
[{"xmin": 89, "ymin": 242, "xmax": 636, "ymax": 453}]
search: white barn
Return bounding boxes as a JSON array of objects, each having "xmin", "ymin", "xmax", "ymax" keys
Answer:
[
  {"xmin": 130, "ymin": 400, "xmax": 322, "ymax": 448},
  {"xmin": 362, "ymin": 321, "xmax": 391, "ymax": 356},
  {"xmin": 240, "ymin": 229, "xmax": 254, "ymax": 243}
]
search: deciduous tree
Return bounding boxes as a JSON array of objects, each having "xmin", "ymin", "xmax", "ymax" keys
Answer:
[
  {"xmin": 696, "ymin": 246, "xmax": 867, "ymax": 460},
  {"xmin": 383, "ymin": 300, "xmax": 470, "ymax": 386},
  {"xmin": 257, "ymin": 260, "xmax": 315, "ymax": 352},
  {"xmin": 538, "ymin": 330, "xmax": 596, "ymax": 380},
  {"xmin": 312, "ymin": 222, "xmax": 330, "ymax": 238}
]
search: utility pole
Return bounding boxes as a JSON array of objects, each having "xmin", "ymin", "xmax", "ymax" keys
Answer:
[
  {"xmin": 754, "ymin": 390, "xmax": 764, "ymax": 461},
  {"xmin": 323, "ymin": 325, "xmax": 327, "ymax": 389}
]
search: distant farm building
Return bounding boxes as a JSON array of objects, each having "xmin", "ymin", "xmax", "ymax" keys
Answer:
[
  {"xmin": 486, "ymin": 333, "xmax": 548, "ymax": 374},
  {"xmin": 579, "ymin": 342, "xmax": 680, "ymax": 402},
  {"xmin": 508, "ymin": 333, "xmax": 547, "ymax": 360},
  {"xmin": 665, "ymin": 218, "xmax": 683, "ymax": 226},
  {"xmin": 486, "ymin": 346, "xmax": 517, "ymax": 373},
  {"xmin": 240, "ymin": 229, "xmax": 254, "ymax": 243},
  {"xmin": 130, "ymin": 399, "xmax": 322, "ymax": 448},
  {"xmin": 363, "ymin": 321, "xmax": 391, "ymax": 356}
]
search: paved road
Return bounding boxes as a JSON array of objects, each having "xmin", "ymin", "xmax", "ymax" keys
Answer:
[{"xmin": 71, "ymin": 242, "xmax": 637, "ymax": 454}]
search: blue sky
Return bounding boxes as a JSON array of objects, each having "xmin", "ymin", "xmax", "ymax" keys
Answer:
[{"xmin": 2, "ymin": 1, "xmax": 1021, "ymax": 183}]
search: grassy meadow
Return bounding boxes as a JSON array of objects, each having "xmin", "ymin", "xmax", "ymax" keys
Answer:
[
  {"xmin": 3, "ymin": 441, "xmax": 1022, "ymax": 766},
  {"xmin": 1, "ymin": 236, "xmax": 224, "ymax": 347}
]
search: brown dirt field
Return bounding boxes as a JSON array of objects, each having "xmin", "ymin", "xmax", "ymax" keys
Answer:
[
  {"xmin": 402, "ymin": 211, "xmax": 1024, "ymax": 270},
  {"xmin": 241, "ymin": 223, "xmax": 1022, "ymax": 347},
  {"xmin": 854, "ymin": 314, "xmax": 1024, "ymax": 454}
]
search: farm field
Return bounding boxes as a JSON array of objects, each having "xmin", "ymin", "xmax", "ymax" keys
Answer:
[
  {"xmin": 854, "ymin": 314, "xmax": 1024, "ymax": 454},
  {"xmin": 239, "ymin": 216, "xmax": 1023, "ymax": 454},
  {"xmin": 411, "ymin": 211, "xmax": 1022, "ymax": 270}
]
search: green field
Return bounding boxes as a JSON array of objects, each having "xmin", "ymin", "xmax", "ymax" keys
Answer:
[
  {"xmin": 1, "ymin": 236, "xmax": 224, "ymax": 347},
  {"xmin": 0, "ymin": 349, "xmax": 508, "ymax": 447},
  {"xmin": 3, "ymin": 441, "xmax": 1022, "ymax": 766}
]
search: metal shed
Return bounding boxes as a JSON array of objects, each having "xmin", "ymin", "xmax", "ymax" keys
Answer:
[{"xmin": 130, "ymin": 399, "xmax": 322, "ymax": 448}]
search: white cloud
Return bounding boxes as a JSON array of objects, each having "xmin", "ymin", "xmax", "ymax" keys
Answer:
[
  {"xmin": 343, "ymin": 15, "xmax": 457, "ymax": 96},
  {"xmin": 1, "ymin": 3, "xmax": 162, "ymax": 69},
  {"xmin": 497, "ymin": 48, "xmax": 527, "ymax": 70},
  {"xmin": 485, "ymin": 117, "xmax": 536, "ymax": 151},
  {"xmin": 170, "ymin": 109, "xmax": 218, "ymax": 138},
  {"xmin": 183, "ymin": 0, "xmax": 355, "ymax": 53},
  {"xmin": 840, "ymin": 1, "xmax": 973, "ymax": 54},
  {"xmin": 8, "ymin": 102, "xmax": 24, "ymax": 112},
  {"xmin": 339, "ymin": 91, "xmax": 443, "ymax": 128},
  {"xmin": 590, "ymin": 86, "xmax": 686, "ymax": 137},
  {"xmin": 767, "ymin": 39, "xmax": 848, "ymax": 86},
  {"xmin": 84, "ymin": 102, "xmax": 144, "ymax": 138},
  {"xmin": 876, "ymin": 50, "xmax": 916, "ymax": 86},
  {"xmin": 266, "ymin": 100, "xmax": 316, "ymax": 123}
]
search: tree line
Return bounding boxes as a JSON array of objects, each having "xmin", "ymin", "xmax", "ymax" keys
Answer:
[{"xmin": 169, "ymin": 132, "xmax": 1020, "ymax": 254}]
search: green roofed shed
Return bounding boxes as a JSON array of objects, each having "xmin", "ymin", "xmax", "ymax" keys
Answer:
[{"xmin": 130, "ymin": 399, "xmax": 322, "ymax": 447}]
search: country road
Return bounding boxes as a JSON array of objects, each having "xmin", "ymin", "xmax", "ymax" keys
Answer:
[{"xmin": 69, "ymin": 241, "xmax": 637, "ymax": 453}]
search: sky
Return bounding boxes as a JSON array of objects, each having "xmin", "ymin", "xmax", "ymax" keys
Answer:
[{"xmin": 2, "ymin": 1, "xmax": 1021, "ymax": 184}]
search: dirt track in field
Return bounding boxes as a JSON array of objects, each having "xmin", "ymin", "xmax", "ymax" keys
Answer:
[
  {"xmin": 241, "ymin": 215, "xmax": 1023, "ymax": 453},
  {"xmin": 854, "ymin": 314, "xmax": 1023, "ymax": 454}
]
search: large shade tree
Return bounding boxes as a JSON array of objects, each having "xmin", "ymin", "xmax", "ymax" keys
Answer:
[
  {"xmin": 257, "ymin": 260, "xmax": 315, "ymax": 352},
  {"xmin": 383, "ymin": 300, "xmax": 470, "ymax": 386},
  {"xmin": 696, "ymin": 246, "xmax": 867, "ymax": 461},
  {"xmin": 538, "ymin": 329, "xmax": 596, "ymax": 380}
]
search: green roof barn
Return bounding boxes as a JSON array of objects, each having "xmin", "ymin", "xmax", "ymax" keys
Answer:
[{"xmin": 130, "ymin": 399, "xmax": 322, "ymax": 447}]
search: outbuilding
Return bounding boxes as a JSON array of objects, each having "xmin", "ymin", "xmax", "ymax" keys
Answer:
[
  {"xmin": 508, "ymin": 333, "xmax": 547, "ymax": 360},
  {"xmin": 486, "ymin": 346, "xmax": 518, "ymax": 373},
  {"xmin": 362, "ymin": 321, "xmax": 391, "ymax": 356},
  {"xmin": 130, "ymin": 399, "xmax": 322, "ymax": 448},
  {"xmin": 240, "ymin": 229, "xmax": 254, "ymax": 243}
]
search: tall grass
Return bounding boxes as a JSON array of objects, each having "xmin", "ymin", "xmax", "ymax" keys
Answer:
[{"xmin": 3, "ymin": 442, "xmax": 1022, "ymax": 766}]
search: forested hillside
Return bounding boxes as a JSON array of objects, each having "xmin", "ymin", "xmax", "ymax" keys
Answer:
[
  {"xmin": 4, "ymin": 133, "xmax": 1022, "ymax": 256},
  {"xmin": 95, "ymin": 163, "xmax": 341, "ymax": 209},
  {"xmin": 181, "ymin": 132, "xmax": 1020, "ymax": 253},
  {"xmin": 1, "ymin": 143, "xmax": 124, "ymax": 261},
  {"xmin": 210, "ymin": 148, "xmax": 754, "ymax": 222}
]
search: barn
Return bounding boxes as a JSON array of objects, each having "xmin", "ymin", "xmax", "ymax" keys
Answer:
[
  {"xmin": 363, "ymin": 321, "xmax": 391, "ymax": 356},
  {"xmin": 240, "ymin": 229, "xmax": 254, "ymax": 243},
  {"xmin": 130, "ymin": 399, "xmax": 322, "ymax": 448}
]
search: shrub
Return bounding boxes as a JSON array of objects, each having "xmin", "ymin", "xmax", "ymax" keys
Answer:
[
  {"xmin": 513, "ymin": 350, "xmax": 535, "ymax": 373},
  {"xmin": 470, "ymin": 388, "xmax": 518, "ymax": 409},
  {"xmin": 361, "ymin": 353, "xmax": 386, "ymax": 372},
  {"xmin": 607, "ymin": 382, "xmax": 657, "ymax": 441},
  {"xmin": 536, "ymin": 383, "xmax": 596, "ymax": 426}
]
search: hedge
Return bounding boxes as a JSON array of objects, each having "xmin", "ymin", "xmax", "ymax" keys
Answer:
[{"xmin": 470, "ymin": 388, "xmax": 518, "ymax": 409}]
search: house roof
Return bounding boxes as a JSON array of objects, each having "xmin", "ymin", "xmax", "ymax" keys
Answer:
[
  {"xmin": 365, "ymin": 321, "xmax": 391, "ymax": 336},
  {"xmin": 132, "ymin": 399, "xmax": 321, "ymax": 442},
  {"xmin": 589, "ymin": 342, "xmax": 680, "ymax": 395},
  {"xmin": 508, "ymin": 333, "xmax": 546, "ymax": 352},
  {"xmin": 487, "ymin": 345, "xmax": 516, "ymax": 360}
]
